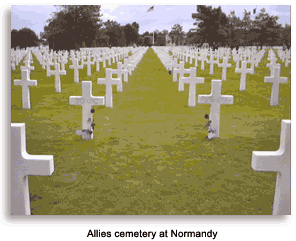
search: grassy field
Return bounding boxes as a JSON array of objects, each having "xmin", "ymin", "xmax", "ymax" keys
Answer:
[{"xmin": 11, "ymin": 48, "xmax": 290, "ymax": 215}]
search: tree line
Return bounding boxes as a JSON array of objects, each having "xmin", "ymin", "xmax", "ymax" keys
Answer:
[{"xmin": 11, "ymin": 5, "xmax": 291, "ymax": 50}]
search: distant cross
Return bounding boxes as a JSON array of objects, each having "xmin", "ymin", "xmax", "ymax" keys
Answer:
[
  {"xmin": 84, "ymin": 55, "xmax": 95, "ymax": 76},
  {"xmin": 20, "ymin": 59, "xmax": 35, "ymax": 76},
  {"xmin": 173, "ymin": 61, "xmax": 190, "ymax": 85},
  {"xmin": 48, "ymin": 63, "xmax": 66, "ymax": 93},
  {"xmin": 11, "ymin": 123, "xmax": 54, "ymax": 215},
  {"xmin": 218, "ymin": 57, "xmax": 232, "ymax": 81},
  {"xmin": 235, "ymin": 61, "xmax": 253, "ymax": 91},
  {"xmin": 180, "ymin": 67, "xmax": 204, "ymax": 107},
  {"xmin": 198, "ymin": 80, "xmax": 234, "ymax": 138},
  {"xmin": 199, "ymin": 54, "xmax": 207, "ymax": 70},
  {"xmin": 13, "ymin": 70, "xmax": 37, "ymax": 109},
  {"xmin": 252, "ymin": 119, "xmax": 291, "ymax": 215},
  {"xmin": 46, "ymin": 58, "xmax": 55, "ymax": 77},
  {"xmin": 95, "ymin": 55, "xmax": 103, "ymax": 72},
  {"xmin": 206, "ymin": 54, "xmax": 218, "ymax": 75},
  {"xmin": 111, "ymin": 62, "xmax": 128, "ymax": 83},
  {"xmin": 166, "ymin": 58, "xmax": 178, "ymax": 72},
  {"xmin": 266, "ymin": 62, "xmax": 281, "ymax": 77},
  {"xmin": 69, "ymin": 81, "xmax": 105, "ymax": 140},
  {"xmin": 59, "ymin": 56, "xmax": 68, "ymax": 71},
  {"xmin": 97, "ymin": 68, "xmax": 122, "ymax": 108},
  {"xmin": 264, "ymin": 67, "xmax": 288, "ymax": 106},
  {"xmin": 11, "ymin": 62, "xmax": 16, "ymax": 70},
  {"xmin": 69, "ymin": 57, "xmax": 84, "ymax": 83}
]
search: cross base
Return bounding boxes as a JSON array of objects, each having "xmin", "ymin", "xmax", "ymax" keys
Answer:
[{"xmin": 76, "ymin": 129, "xmax": 93, "ymax": 140}]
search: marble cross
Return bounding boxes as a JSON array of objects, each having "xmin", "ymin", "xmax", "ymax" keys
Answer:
[
  {"xmin": 97, "ymin": 68, "xmax": 122, "ymax": 108},
  {"xmin": 252, "ymin": 119, "xmax": 291, "ymax": 215},
  {"xmin": 69, "ymin": 57, "xmax": 83, "ymax": 83},
  {"xmin": 48, "ymin": 63, "xmax": 67, "ymax": 93},
  {"xmin": 11, "ymin": 123, "xmax": 54, "ymax": 215},
  {"xmin": 235, "ymin": 61, "xmax": 254, "ymax": 91},
  {"xmin": 264, "ymin": 67, "xmax": 288, "ymax": 106},
  {"xmin": 180, "ymin": 67, "xmax": 204, "ymax": 107},
  {"xmin": 111, "ymin": 62, "xmax": 129, "ymax": 83},
  {"xmin": 198, "ymin": 80, "xmax": 234, "ymax": 138},
  {"xmin": 84, "ymin": 55, "xmax": 95, "ymax": 76},
  {"xmin": 13, "ymin": 70, "xmax": 37, "ymax": 109},
  {"xmin": 173, "ymin": 61, "xmax": 190, "ymax": 85},
  {"xmin": 69, "ymin": 81, "xmax": 105, "ymax": 140},
  {"xmin": 218, "ymin": 57, "xmax": 232, "ymax": 81}
]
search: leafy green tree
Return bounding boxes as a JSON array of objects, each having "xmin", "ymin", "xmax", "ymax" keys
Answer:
[
  {"xmin": 103, "ymin": 20, "xmax": 127, "ymax": 47},
  {"xmin": 16, "ymin": 28, "xmax": 39, "ymax": 49},
  {"xmin": 11, "ymin": 29, "xmax": 20, "ymax": 49},
  {"xmin": 192, "ymin": 5, "xmax": 229, "ymax": 48},
  {"xmin": 169, "ymin": 24, "xmax": 185, "ymax": 45},
  {"xmin": 123, "ymin": 23, "xmax": 139, "ymax": 46},
  {"xmin": 41, "ymin": 5, "xmax": 103, "ymax": 50},
  {"xmin": 253, "ymin": 8, "xmax": 282, "ymax": 46}
]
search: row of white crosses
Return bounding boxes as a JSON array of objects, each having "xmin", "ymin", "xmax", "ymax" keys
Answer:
[
  {"xmin": 13, "ymin": 47, "xmax": 146, "ymax": 109},
  {"xmin": 69, "ymin": 47, "xmax": 148, "ymax": 139},
  {"xmin": 154, "ymin": 47, "xmax": 234, "ymax": 138},
  {"xmin": 170, "ymin": 47, "xmax": 291, "ymax": 214}
]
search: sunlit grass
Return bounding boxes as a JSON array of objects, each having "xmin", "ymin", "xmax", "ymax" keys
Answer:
[{"xmin": 11, "ymin": 48, "xmax": 290, "ymax": 215}]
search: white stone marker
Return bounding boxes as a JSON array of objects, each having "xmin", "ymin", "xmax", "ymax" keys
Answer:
[
  {"xmin": 235, "ymin": 61, "xmax": 253, "ymax": 91},
  {"xmin": 252, "ymin": 119, "xmax": 291, "ymax": 215},
  {"xmin": 69, "ymin": 81, "xmax": 105, "ymax": 140},
  {"xmin": 97, "ymin": 69, "xmax": 122, "ymax": 108},
  {"xmin": 198, "ymin": 80, "xmax": 234, "ymax": 138},
  {"xmin": 111, "ymin": 62, "xmax": 128, "ymax": 83},
  {"xmin": 180, "ymin": 67, "xmax": 204, "ymax": 107},
  {"xmin": 206, "ymin": 55, "xmax": 217, "ymax": 75},
  {"xmin": 46, "ymin": 58, "xmax": 54, "ymax": 77},
  {"xmin": 11, "ymin": 123, "xmax": 54, "ymax": 215},
  {"xmin": 264, "ymin": 67, "xmax": 288, "ymax": 106},
  {"xmin": 218, "ymin": 57, "xmax": 232, "ymax": 81},
  {"xmin": 84, "ymin": 56, "xmax": 95, "ymax": 76},
  {"xmin": 173, "ymin": 61, "xmax": 191, "ymax": 85},
  {"xmin": 266, "ymin": 62, "xmax": 281, "ymax": 78},
  {"xmin": 48, "ymin": 63, "xmax": 66, "ymax": 93},
  {"xmin": 13, "ymin": 70, "xmax": 37, "ymax": 109},
  {"xmin": 20, "ymin": 60, "xmax": 35, "ymax": 76},
  {"xmin": 69, "ymin": 58, "xmax": 83, "ymax": 83}
]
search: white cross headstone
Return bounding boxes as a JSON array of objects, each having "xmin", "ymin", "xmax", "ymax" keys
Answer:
[
  {"xmin": 46, "ymin": 58, "xmax": 54, "ymax": 77},
  {"xmin": 173, "ymin": 61, "xmax": 191, "ymax": 88},
  {"xmin": 69, "ymin": 58, "xmax": 83, "ymax": 83},
  {"xmin": 20, "ymin": 60, "xmax": 35, "ymax": 76},
  {"xmin": 180, "ymin": 67, "xmax": 204, "ymax": 107},
  {"xmin": 266, "ymin": 62, "xmax": 281, "ymax": 78},
  {"xmin": 69, "ymin": 81, "xmax": 105, "ymax": 140},
  {"xmin": 198, "ymin": 80, "xmax": 234, "ymax": 138},
  {"xmin": 218, "ymin": 57, "xmax": 232, "ymax": 81},
  {"xmin": 13, "ymin": 70, "xmax": 37, "ymax": 109},
  {"xmin": 48, "ymin": 63, "xmax": 67, "ymax": 93},
  {"xmin": 264, "ymin": 67, "xmax": 288, "ymax": 106},
  {"xmin": 11, "ymin": 123, "xmax": 54, "ymax": 215},
  {"xmin": 252, "ymin": 119, "xmax": 291, "ymax": 215},
  {"xmin": 111, "ymin": 62, "xmax": 128, "ymax": 83},
  {"xmin": 84, "ymin": 56, "xmax": 95, "ymax": 76},
  {"xmin": 235, "ymin": 61, "xmax": 253, "ymax": 91},
  {"xmin": 97, "ymin": 69, "xmax": 122, "ymax": 108},
  {"xmin": 206, "ymin": 55, "xmax": 218, "ymax": 75}
]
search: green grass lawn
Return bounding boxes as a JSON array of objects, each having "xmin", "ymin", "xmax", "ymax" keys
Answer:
[{"xmin": 11, "ymin": 48, "xmax": 290, "ymax": 215}]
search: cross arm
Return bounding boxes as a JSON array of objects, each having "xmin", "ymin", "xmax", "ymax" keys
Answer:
[
  {"xmin": 22, "ymin": 152, "xmax": 54, "ymax": 176},
  {"xmin": 252, "ymin": 151, "xmax": 283, "ymax": 173}
]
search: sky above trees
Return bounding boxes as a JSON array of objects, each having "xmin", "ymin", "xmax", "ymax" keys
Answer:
[{"xmin": 11, "ymin": 4, "xmax": 291, "ymax": 38}]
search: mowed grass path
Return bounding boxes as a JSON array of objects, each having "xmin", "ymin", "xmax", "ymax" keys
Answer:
[{"xmin": 11, "ymin": 48, "xmax": 290, "ymax": 215}]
